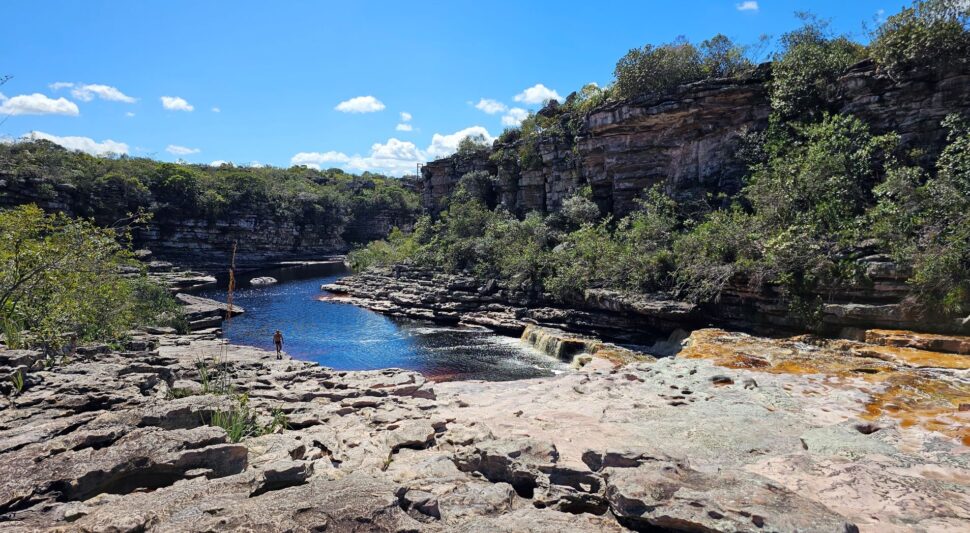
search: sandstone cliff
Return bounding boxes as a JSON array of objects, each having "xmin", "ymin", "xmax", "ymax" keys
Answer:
[{"xmin": 420, "ymin": 60, "xmax": 970, "ymax": 217}]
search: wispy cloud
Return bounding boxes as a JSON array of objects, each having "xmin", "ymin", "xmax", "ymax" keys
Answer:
[
  {"xmin": 736, "ymin": 1, "xmax": 759, "ymax": 12},
  {"xmin": 335, "ymin": 95, "xmax": 385, "ymax": 113},
  {"xmin": 211, "ymin": 106, "xmax": 221, "ymax": 113},
  {"xmin": 165, "ymin": 144, "xmax": 200, "ymax": 155},
  {"xmin": 395, "ymin": 123, "xmax": 413, "ymax": 132},
  {"xmin": 400, "ymin": 111, "xmax": 412, "ymax": 122},
  {"xmin": 72, "ymin": 84, "xmax": 136, "ymax": 103}
]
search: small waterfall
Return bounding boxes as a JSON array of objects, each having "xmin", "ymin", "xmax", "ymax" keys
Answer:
[
  {"xmin": 521, "ymin": 324, "xmax": 657, "ymax": 367},
  {"xmin": 521, "ymin": 324, "xmax": 599, "ymax": 362}
]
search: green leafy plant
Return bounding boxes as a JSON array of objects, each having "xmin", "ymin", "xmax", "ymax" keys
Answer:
[
  {"xmin": 1, "ymin": 318, "xmax": 23, "ymax": 349},
  {"xmin": 10, "ymin": 369, "xmax": 25, "ymax": 396}
]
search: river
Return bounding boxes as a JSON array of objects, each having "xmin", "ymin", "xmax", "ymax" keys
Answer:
[{"xmin": 196, "ymin": 262, "xmax": 567, "ymax": 382}]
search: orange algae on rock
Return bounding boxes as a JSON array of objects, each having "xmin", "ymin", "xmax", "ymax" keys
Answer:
[
  {"xmin": 866, "ymin": 328, "xmax": 970, "ymax": 355},
  {"xmin": 679, "ymin": 328, "xmax": 970, "ymax": 446}
]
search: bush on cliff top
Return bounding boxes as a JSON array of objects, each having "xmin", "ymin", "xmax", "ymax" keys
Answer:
[
  {"xmin": 870, "ymin": 0, "xmax": 970, "ymax": 78},
  {"xmin": 612, "ymin": 34, "xmax": 754, "ymax": 100},
  {"xmin": 769, "ymin": 13, "xmax": 866, "ymax": 119}
]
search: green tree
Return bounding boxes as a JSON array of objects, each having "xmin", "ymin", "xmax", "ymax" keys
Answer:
[
  {"xmin": 770, "ymin": 14, "xmax": 865, "ymax": 118},
  {"xmin": 870, "ymin": 0, "xmax": 970, "ymax": 78},
  {"xmin": 0, "ymin": 205, "xmax": 179, "ymax": 347}
]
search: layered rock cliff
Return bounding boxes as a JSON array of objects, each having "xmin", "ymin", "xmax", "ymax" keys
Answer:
[
  {"xmin": 420, "ymin": 60, "xmax": 970, "ymax": 217},
  {"xmin": 0, "ymin": 166, "xmax": 417, "ymax": 269}
]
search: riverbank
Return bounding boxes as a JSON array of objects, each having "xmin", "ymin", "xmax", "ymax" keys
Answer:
[{"xmin": 2, "ymin": 320, "xmax": 968, "ymax": 531}]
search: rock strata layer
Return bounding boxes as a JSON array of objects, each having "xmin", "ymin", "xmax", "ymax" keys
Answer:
[{"xmin": 1, "ymin": 324, "xmax": 968, "ymax": 531}]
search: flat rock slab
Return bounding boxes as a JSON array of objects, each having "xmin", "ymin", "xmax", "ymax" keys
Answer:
[{"xmin": 2, "ymin": 327, "xmax": 968, "ymax": 531}]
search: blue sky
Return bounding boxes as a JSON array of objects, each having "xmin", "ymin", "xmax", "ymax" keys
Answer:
[{"xmin": 1, "ymin": 0, "xmax": 893, "ymax": 175}]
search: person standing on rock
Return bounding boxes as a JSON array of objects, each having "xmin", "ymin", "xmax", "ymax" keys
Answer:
[{"xmin": 273, "ymin": 330, "xmax": 284, "ymax": 359}]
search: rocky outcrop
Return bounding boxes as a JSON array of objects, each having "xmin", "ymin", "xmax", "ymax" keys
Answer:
[
  {"xmin": 421, "ymin": 61, "xmax": 970, "ymax": 217},
  {"xmin": 324, "ymin": 264, "xmax": 968, "ymax": 338},
  {"xmin": 175, "ymin": 293, "xmax": 244, "ymax": 330},
  {"xmin": 322, "ymin": 265, "xmax": 700, "ymax": 344},
  {"xmin": 3, "ymin": 325, "xmax": 968, "ymax": 531}
]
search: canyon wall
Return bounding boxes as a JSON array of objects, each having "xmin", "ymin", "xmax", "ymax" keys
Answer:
[
  {"xmin": 420, "ymin": 60, "xmax": 970, "ymax": 217},
  {"xmin": 0, "ymin": 173, "xmax": 415, "ymax": 268}
]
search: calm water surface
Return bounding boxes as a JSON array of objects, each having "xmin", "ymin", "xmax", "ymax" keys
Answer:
[{"xmin": 198, "ymin": 263, "xmax": 566, "ymax": 381}]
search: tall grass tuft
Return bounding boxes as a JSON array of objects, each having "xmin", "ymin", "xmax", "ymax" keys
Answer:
[{"xmin": 10, "ymin": 369, "xmax": 25, "ymax": 395}]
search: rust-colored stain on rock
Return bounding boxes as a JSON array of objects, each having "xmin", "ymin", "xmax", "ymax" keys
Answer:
[{"xmin": 680, "ymin": 329, "xmax": 970, "ymax": 446}]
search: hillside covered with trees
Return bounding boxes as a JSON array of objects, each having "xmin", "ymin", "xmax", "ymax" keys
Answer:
[{"xmin": 352, "ymin": 0, "xmax": 970, "ymax": 330}]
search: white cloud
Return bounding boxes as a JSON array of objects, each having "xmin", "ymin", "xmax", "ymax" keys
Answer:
[
  {"xmin": 0, "ymin": 92, "xmax": 79, "ymax": 116},
  {"xmin": 210, "ymin": 160, "xmax": 230, "ymax": 166},
  {"xmin": 290, "ymin": 126, "xmax": 494, "ymax": 176},
  {"xmin": 166, "ymin": 144, "xmax": 200, "ymax": 155},
  {"xmin": 335, "ymin": 95, "xmax": 385, "ymax": 113},
  {"xmin": 736, "ymin": 1, "xmax": 759, "ymax": 12},
  {"xmin": 513, "ymin": 84, "xmax": 562, "ymax": 105},
  {"xmin": 49, "ymin": 82, "xmax": 75, "ymax": 91},
  {"xmin": 25, "ymin": 131, "xmax": 128, "ymax": 155},
  {"xmin": 70, "ymin": 84, "xmax": 136, "ymax": 103},
  {"xmin": 290, "ymin": 150, "xmax": 351, "ymax": 169},
  {"xmin": 395, "ymin": 123, "xmax": 413, "ymax": 132},
  {"xmin": 126, "ymin": 111, "xmax": 136, "ymax": 117},
  {"xmin": 247, "ymin": 161, "xmax": 266, "ymax": 168},
  {"xmin": 346, "ymin": 138, "xmax": 424, "ymax": 175},
  {"xmin": 212, "ymin": 107, "xmax": 221, "ymax": 113},
  {"xmin": 501, "ymin": 108, "xmax": 529, "ymax": 127},
  {"xmin": 400, "ymin": 111, "xmax": 412, "ymax": 122},
  {"xmin": 475, "ymin": 98, "xmax": 507, "ymax": 114},
  {"xmin": 161, "ymin": 96, "xmax": 194, "ymax": 111},
  {"xmin": 426, "ymin": 126, "xmax": 494, "ymax": 159}
]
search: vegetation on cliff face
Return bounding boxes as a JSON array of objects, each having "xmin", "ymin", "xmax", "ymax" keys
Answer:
[
  {"xmin": 0, "ymin": 140, "xmax": 421, "ymax": 242},
  {"xmin": 0, "ymin": 205, "xmax": 183, "ymax": 349},
  {"xmin": 352, "ymin": 0, "xmax": 970, "ymax": 327}
]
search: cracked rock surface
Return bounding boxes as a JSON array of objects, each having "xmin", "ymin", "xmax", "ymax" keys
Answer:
[{"xmin": 1, "ymin": 327, "xmax": 968, "ymax": 531}]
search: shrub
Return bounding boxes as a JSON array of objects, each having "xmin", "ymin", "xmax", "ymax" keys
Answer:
[
  {"xmin": 745, "ymin": 114, "xmax": 899, "ymax": 237},
  {"xmin": 870, "ymin": 0, "xmax": 970, "ymax": 78},
  {"xmin": 874, "ymin": 114, "xmax": 970, "ymax": 316},
  {"xmin": 770, "ymin": 14, "xmax": 865, "ymax": 118},
  {"xmin": 613, "ymin": 35, "xmax": 753, "ymax": 99},
  {"xmin": 457, "ymin": 134, "xmax": 490, "ymax": 155},
  {"xmin": 700, "ymin": 34, "xmax": 755, "ymax": 78},
  {"xmin": 673, "ymin": 207, "xmax": 760, "ymax": 302},
  {"xmin": 613, "ymin": 38, "xmax": 705, "ymax": 99},
  {"xmin": 558, "ymin": 187, "xmax": 600, "ymax": 228},
  {"xmin": 0, "ymin": 205, "xmax": 182, "ymax": 346}
]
